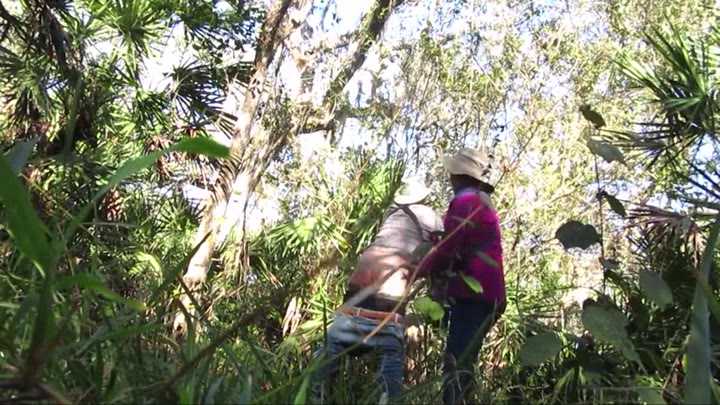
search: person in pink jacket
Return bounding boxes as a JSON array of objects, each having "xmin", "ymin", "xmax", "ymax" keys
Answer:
[{"xmin": 416, "ymin": 147, "xmax": 506, "ymax": 404}]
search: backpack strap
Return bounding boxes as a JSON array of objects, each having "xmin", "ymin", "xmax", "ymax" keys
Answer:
[{"xmin": 398, "ymin": 204, "xmax": 430, "ymax": 242}]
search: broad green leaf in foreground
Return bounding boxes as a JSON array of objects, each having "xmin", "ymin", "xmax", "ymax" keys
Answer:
[
  {"xmin": 685, "ymin": 214, "xmax": 720, "ymax": 404},
  {"xmin": 0, "ymin": 154, "xmax": 57, "ymax": 388},
  {"xmin": 555, "ymin": 220, "xmax": 601, "ymax": 250},
  {"xmin": 4, "ymin": 139, "xmax": 37, "ymax": 175},
  {"xmin": 239, "ymin": 375, "xmax": 253, "ymax": 404},
  {"xmin": 413, "ymin": 296, "xmax": 445, "ymax": 321},
  {"xmin": 637, "ymin": 386, "xmax": 666, "ymax": 404},
  {"xmin": 474, "ymin": 250, "xmax": 499, "ymax": 268},
  {"xmin": 294, "ymin": 373, "xmax": 311, "ymax": 405},
  {"xmin": 520, "ymin": 331, "xmax": 564, "ymax": 366},
  {"xmin": 582, "ymin": 305, "xmax": 640, "ymax": 363},
  {"xmin": 0, "ymin": 156, "xmax": 52, "ymax": 273},
  {"xmin": 600, "ymin": 191, "xmax": 627, "ymax": 217},
  {"xmin": 638, "ymin": 269, "xmax": 673, "ymax": 308},
  {"xmin": 173, "ymin": 136, "xmax": 231, "ymax": 157},
  {"xmin": 459, "ymin": 273, "xmax": 483, "ymax": 293},
  {"xmin": 579, "ymin": 104, "xmax": 607, "ymax": 128},
  {"xmin": 586, "ymin": 138, "xmax": 625, "ymax": 164}
]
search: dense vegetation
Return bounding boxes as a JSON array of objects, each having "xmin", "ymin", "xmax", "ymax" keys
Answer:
[{"xmin": 0, "ymin": 0, "xmax": 719, "ymax": 403}]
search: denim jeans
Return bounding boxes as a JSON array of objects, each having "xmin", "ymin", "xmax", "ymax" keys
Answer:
[
  {"xmin": 441, "ymin": 300, "xmax": 499, "ymax": 405},
  {"xmin": 311, "ymin": 312, "xmax": 405, "ymax": 401}
]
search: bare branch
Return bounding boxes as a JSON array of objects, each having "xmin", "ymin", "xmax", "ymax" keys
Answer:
[{"xmin": 297, "ymin": 0, "xmax": 406, "ymax": 134}]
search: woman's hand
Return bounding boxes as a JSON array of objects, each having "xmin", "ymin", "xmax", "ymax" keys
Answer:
[{"xmin": 429, "ymin": 230, "xmax": 445, "ymax": 244}]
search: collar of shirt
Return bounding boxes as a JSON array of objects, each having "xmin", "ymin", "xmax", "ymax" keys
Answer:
[{"xmin": 455, "ymin": 187, "xmax": 477, "ymax": 197}]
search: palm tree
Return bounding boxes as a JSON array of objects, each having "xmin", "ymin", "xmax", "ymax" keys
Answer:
[
  {"xmin": 614, "ymin": 21, "xmax": 720, "ymax": 404},
  {"xmin": 0, "ymin": 1, "xmax": 263, "ymax": 399}
]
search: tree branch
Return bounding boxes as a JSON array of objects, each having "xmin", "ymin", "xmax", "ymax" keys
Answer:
[{"xmin": 296, "ymin": 0, "xmax": 406, "ymax": 134}]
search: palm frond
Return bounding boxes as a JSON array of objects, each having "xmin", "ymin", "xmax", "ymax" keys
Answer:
[
  {"xmin": 628, "ymin": 204, "xmax": 700, "ymax": 243},
  {"xmin": 616, "ymin": 22, "xmax": 719, "ymax": 164},
  {"xmin": 84, "ymin": 0, "xmax": 166, "ymax": 78},
  {"xmin": 626, "ymin": 203, "xmax": 706, "ymax": 306},
  {"xmin": 168, "ymin": 59, "xmax": 226, "ymax": 127},
  {"xmin": 174, "ymin": 0, "xmax": 262, "ymax": 63}
]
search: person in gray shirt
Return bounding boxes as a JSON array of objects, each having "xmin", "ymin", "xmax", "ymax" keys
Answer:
[{"xmin": 311, "ymin": 178, "xmax": 444, "ymax": 400}]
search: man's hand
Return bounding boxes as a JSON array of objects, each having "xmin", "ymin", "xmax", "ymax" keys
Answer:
[{"xmin": 404, "ymin": 313, "xmax": 423, "ymax": 346}]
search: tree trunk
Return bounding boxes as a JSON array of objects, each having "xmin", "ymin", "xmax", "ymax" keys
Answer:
[
  {"xmin": 173, "ymin": 0, "xmax": 406, "ymax": 335},
  {"xmin": 173, "ymin": 0, "xmax": 295, "ymax": 335}
]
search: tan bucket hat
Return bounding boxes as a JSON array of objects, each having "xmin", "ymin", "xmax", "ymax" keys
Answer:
[
  {"xmin": 442, "ymin": 147, "xmax": 496, "ymax": 192},
  {"xmin": 394, "ymin": 177, "xmax": 431, "ymax": 205}
]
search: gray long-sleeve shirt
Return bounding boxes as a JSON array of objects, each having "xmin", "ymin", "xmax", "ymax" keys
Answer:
[{"xmin": 371, "ymin": 203, "xmax": 444, "ymax": 258}]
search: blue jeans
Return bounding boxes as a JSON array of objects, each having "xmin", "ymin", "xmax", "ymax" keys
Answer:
[
  {"xmin": 441, "ymin": 300, "xmax": 499, "ymax": 404},
  {"xmin": 311, "ymin": 313, "xmax": 405, "ymax": 401}
]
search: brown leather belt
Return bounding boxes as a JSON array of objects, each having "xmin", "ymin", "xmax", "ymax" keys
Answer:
[{"xmin": 337, "ymin": 305, "xmax": 405, "ymax": 325}]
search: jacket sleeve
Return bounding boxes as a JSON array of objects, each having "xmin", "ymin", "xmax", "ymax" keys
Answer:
[{"xmin": 416, "ymin": 194, "xmax": 485, "ymax": 278}]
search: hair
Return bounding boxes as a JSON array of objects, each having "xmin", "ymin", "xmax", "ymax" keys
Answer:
[{"xmin": 451, "ymin": 174, "xmax": 494, "ymax": 194}]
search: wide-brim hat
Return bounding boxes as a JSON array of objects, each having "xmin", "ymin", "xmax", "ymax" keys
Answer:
[
  {"xmin": 394, "ymin": 177, "xmax": 431, "ymax": 205},
  {"xmin": 442, "ymin": 147, "xmax": 496, "ymax": 193}
]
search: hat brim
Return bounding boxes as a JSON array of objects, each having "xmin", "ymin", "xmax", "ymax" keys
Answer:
[
  {"xmin": 442, "ymin": 155, "xmax": 496, "ymax": 193},
  {"xmin": 394, "ymin": 188, "xmax": 431, "ymax": 205}
]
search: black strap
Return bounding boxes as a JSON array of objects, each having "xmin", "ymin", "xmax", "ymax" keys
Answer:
[{"xmin": 397, "ymin": 204, "xmax": 430, "ymax": 242}]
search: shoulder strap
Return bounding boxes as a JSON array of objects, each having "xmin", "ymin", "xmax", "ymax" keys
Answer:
[
  {"xmin": 382, "ymin": 206, "xmax": 401, "ymax": 222},
  {"xmin": 398, "ymin": 204, "xmax": 429, "ymax": 242}
]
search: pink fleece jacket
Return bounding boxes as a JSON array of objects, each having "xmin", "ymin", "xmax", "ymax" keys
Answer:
[{"xmin": 417, "ymin": 188, "xmax": 506, "ymax": 305}]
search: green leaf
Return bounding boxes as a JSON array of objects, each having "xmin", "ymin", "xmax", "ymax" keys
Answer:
[
  {"xmin": 428, "ymin": 302, "xmax": 445, "ymax": 321},
  {"xmin": 0, "ymin": 157, "xmax": 52, "ymax": 273},
  {"xmin": 176, "ymin": 386, "xmax": 192, "ymax": 405},
  {"xmin": 24, "ymin": 266, "xmax": 57, "ymax": 387},
  {"xmin": 582, "ymin": 305, "xmax": 640, "ymax": 363},
  {"xmin": 694, "ymin": 270, "xmax": 720, "ymax": 333},
  {"xmin": 712, "ymin": 381, "xmax": 720, "ymax": 404},
  {"xmin": 459, "ymin": 273, "xmax": 483, "ymax": 293},
  {"xmin": 520, "ymin": 332, "xmax": 564, "ymax": 366},
  {"xmin": 57, "ymin": 273, "xmax": 147, "ymax": 311},
  {"xmin": 294, "ymin": 372, "xmax": 311, "ymax": 405},
  {"xmin": 601, "ymin": 192, "xmax": 627, "ymax": 217},
  {"xmin": 555, "ymin": 220, "xmax": 601, "ymax": 250},
  {"xmin": 135, "ymin": 251, "xmax": 162, "ymax": 275},
  {"xmin": 414, "ymin": 296, "xmax": 445, "ymax": 321},
  {"xmin": 579, "ymin": 104, "xmax": 606, "ymax": 128},
  {"xmin": 637, "ymin": 387, "xmax": 666, "ymax": 404},
  {"xmin": 4, "ymin": 140, "xmax": 37, "ymax": 174},
  {"xmin": 450, "ymin": 215, "xmax": 478, "ymax": 229},
  {"xmin": 64, "ymin": 150, "xmax": 162, "ymax": 242},
  {"xmin": 586, "ymin": 138, "xmax": 625, "ymax": 164},
  {"xmin": 64, "ymin": 137, "xmax": 229, "ymax": 243},
  {"xmin": 239, "ymin": 375, "xmax": 253, "ymax": 404},
  {"xmin": 638, "ymin": 269, "xmax": 673, "ymax": 308},
  {"xmin": 411, "ymin": 241, "xmax": 434, "ymax": 260},
  {"xmin": 474, "ymin": 251, "xmax": 499, "ymax": 268},
  {"xmin": 414, "ymin": 296, "xmax": 433, "ymax": 313},
  {"xmin": 172, "ymin": 136, "xmax": 230, "ymax": 158},
  {"xmin": 685, "ymin": 214, "xmax": 720, "ymax": 404}
]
